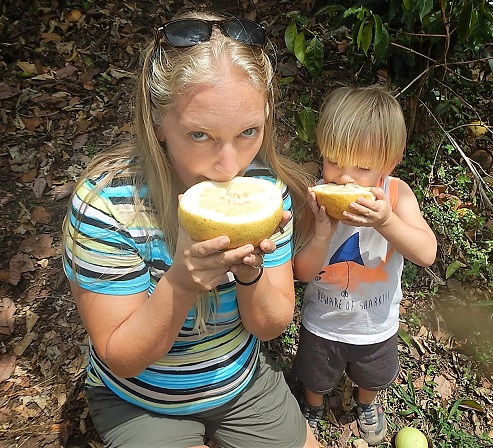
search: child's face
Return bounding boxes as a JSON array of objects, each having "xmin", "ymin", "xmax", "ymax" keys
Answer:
[{"xmin": 322, "ymin": 157, "xmax": 383, "ymax": 187}]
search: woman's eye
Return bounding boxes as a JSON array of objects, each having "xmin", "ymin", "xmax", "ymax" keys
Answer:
[
  {"xmin": 190, "ymin": 132, "xmax": 208, "ymax": 141},
  {"xmin": 241, "ymin": 128, "xmax": 258, "ymax": 137}
]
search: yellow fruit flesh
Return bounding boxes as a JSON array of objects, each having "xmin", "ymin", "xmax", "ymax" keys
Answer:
[
  {"xmin": 178, "ymin": 178, "xmax": 283, "ymax": 248},
  {"xmin": 312, "ymin": 183, "xmax": 374, "ymax": 220}
]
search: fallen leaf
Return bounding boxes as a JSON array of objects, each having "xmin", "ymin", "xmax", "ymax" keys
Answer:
[
  {"xmin": 40, "ymin": 32, "xmax": 62, "ymax": 43},
  {"xmin": 0, "ymin": 354, "xmax": 16, "ymax": 383},
  {"xmin": 56, "ymin": 65, "xmax": 78, "ymax": 79},
  {"xmin": 13, "ymin": 332, "xmax": 38, "ymax": 356},
  {"xmin": 19, "ymin": 234, "xmax": 55, "ymax": 259},
  {"xmin": 9, "ymin": 253, "xmax": 35, "ymax": 285},
  {"xmin": 434, "ymin": 375, "xmax": 453, "ymax": 399},
  {"xmin": 20, "ymin": 168, "xmax": 38, "ymax": 183},
  {"xmin": 0, "ymin": 298, "xmax": 16, "ymax": 335},
  {"xmin": 20, "ymin": 117, "xmax": 42, "ymax": 132},
  {"xmin": 72, "ymin": 133, "xmax": 89, "ymax": 150},
  {"xmin": 33, "ymin": 176, "xmax": 48, "ymax": 198},
  {"xmin": 31, "ymin": 206, "xmax": 53, "ymax": 224},
  {"xmin": 26, "ymin": 310, "xmax": 39, "ymax": 333}
]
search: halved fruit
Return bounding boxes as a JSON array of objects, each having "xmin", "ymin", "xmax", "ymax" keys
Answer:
[
  {"xmin": 312, "ymin": 183, "xmax": 375, "ymax": 220},
  {"xmin": 178, "ymin": 177, "xmax": 283, "ymax": 249}
]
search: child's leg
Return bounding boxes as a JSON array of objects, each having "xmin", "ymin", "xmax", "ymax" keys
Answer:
[
  {"xmin": 304, "ymin": 388, "xmax": 324, "ymax": 407},
  {"xmin": 355, "ymin": 387, "xmax": 378, "ymax": 405}
]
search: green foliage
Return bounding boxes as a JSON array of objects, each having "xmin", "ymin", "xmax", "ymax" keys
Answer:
[
  {"xmin": 395, "ymin": 139, "xmax": 493, "ymax": 285},
  {"xmin": 284, "ymin": 13, "xmax": 324, "ymax": 78}
]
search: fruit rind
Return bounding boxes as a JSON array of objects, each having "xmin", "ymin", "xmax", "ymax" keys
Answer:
[
  {"xmin": 178, "ymin": 177, "xmax": 283, "ymax": 249},
  {"xmin": 395, "ymin": 427, "xmax": 428, "ymax": 448},
  {"xmin": 312, "ymin": 183, "xmax": 375, "ymax": 220}
]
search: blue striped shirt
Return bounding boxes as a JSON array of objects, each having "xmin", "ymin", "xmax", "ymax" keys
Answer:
[{"xmin": 63, "ymin": 161, "xmax": 294, "ymax": 415}]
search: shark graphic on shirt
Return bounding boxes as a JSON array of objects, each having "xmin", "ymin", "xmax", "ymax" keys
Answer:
[{"xmin": 315, "ymin": 233, "xmax": 394, "ymax": 295}]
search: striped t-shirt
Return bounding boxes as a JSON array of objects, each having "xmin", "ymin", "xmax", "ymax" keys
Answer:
[{"xmin": 63, "ymin": 160, "xmax": 294, "ymax": 415}]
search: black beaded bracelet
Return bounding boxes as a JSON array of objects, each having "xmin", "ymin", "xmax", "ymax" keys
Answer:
[{"xmin": 233, "ymin": 266, "xmax": 264, "ymax": 286}]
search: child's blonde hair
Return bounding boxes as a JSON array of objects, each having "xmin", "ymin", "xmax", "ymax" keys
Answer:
[{"xmin": 316, "ymin": 85, "xmax": 407, "ymax": 175}]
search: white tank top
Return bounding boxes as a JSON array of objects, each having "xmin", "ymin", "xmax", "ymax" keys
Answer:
[{"xmin": 301, "ymin": 176, "xmax": 403, "ymax": 344}]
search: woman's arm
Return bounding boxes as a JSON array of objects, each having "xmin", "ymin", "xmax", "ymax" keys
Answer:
[{"xmin": 72, "ymin": 231, "xmax": 259, "ymax": 378}]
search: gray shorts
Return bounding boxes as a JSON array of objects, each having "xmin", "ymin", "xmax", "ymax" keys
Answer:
[
  {"xmin": 293, "ymin": 324, "xmax": 399, "ymax": 394},
  {"xmin": 86, "ymin": 346, "xmax": 307, "ymax": 448}
]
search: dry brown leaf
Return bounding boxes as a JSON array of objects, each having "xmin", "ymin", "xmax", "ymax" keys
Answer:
[
  {"xmin": 20, "ymin": 117, "xmax": 42, "ymax": 132},
  {"xmin": 0, "ymin": 298, "xmax": 16, "ymax": 335},
  {"xmin": 0, "ymin": 354, "xmax": 17, "ymax": 383},
  {"xmin": 19, "ymin": 234, "xmax": 55, "ymax": 259},
  {"xmin": 40, "ymin": 32, "xmax": 62, "ymax": 43},
  {"xmin": 72, "ymin": 133, "xmax": 89, "ymax": 150},
  {"xmin": 13, "ymin": 332, "xmax": 38, "ymax": 356},
  {"xmin": 33, "ymin": 176, "xmax": 48, "ymax": 198},
  {"xmin": 434, "ymin": 375, "xmax": 454, "ymax": 399},
  {"xmin": 31, "ymin": 206, "xmax": 53, "ymax": 224},
  {"xmin": 9, "ymin": 253, "xmax": 35, "ymax": 285},
  {"xmin": 19, "ymin": 168, "xmax": 38, "ymax": 183},
  {"xmin": 16, "ymin": 61, "xmax": 37, "ymax": 75},
  {"xmin": 26, "ymin": 310, "xmax": 39, "ymax": 333},
  {"xmin": 56, "ymin": 65, "xmax": 78, "ymax": 79}
]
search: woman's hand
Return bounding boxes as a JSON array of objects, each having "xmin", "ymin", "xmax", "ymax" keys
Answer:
[{"xmin": 167, "ymin": 227, "xmax": 258, "ymax": 293}]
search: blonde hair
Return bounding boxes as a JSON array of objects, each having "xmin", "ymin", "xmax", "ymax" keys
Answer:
[
  {"xmin": 63, "ymin": 11, "xmax": 313, "ymax": 333},
  {"xmin": 316, "ymin": 85, "xmax": 407, "ymax": 175}
]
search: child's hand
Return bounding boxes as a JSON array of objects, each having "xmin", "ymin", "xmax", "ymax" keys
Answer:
[
  {"xmin": 308, "ymin": 188, "xmax": 338, "ymax": 238},
  {"xmin": 341, "ymin": 187, "xmax": 391, "ymax": 227}
]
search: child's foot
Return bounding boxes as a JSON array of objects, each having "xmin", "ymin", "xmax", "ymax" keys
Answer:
[
  {"xmin": 354, "ymin": 400, "xmax": 387, "ymax": 446},
  {"xmin": 300, "ymin": 398, "xmax": 325, "ymax": 434}
]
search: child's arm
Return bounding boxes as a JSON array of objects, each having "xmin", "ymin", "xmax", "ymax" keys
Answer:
[
  {"xmin": 344, "ymin": 179, "xmax": 436, "ymax": 266},
  {"xmin": 294, "ymin": 188, "xmax": 338, "ymax": 281}
]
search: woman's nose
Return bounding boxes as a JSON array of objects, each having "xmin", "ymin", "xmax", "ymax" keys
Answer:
[{"xmin": 215, "ymin": 143, "xmax": 240, "ymax": 179}]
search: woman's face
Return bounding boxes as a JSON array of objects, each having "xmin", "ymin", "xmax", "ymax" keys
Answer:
[{"xmin": 156, "ymin": 69, "xmax": 266, "ymax": 190}]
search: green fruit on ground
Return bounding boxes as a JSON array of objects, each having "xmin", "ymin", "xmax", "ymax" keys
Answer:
[
  {"xmin": 395, "ymin": 427, "xmax": 428, "ymax": 448},
  {"xmin": 178, "ymin": 177, "xmax": 283, "ymax": 249}
]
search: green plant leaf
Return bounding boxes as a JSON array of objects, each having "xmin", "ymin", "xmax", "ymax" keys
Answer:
[
  {"xmin": 445, "ymin": 260, "xmax": 466, "ymax": 279},
  {"xmin": 294, "ymin": 32, "xmax": 307, "ymax": 65},
  {"xmin": 458, "ymin": 1, "xmax": 475, "ymax": 42},
  {"xmin": 357, "ymin": 19, "xmax": 374, "ymax": 54},
  {"xmin": 305, "ymin": 37, "xmax": 324, "ymax": 78},
  {"xmin": 457, "ymin": 399, "xmax": 485, "ymax": 413},
  {"xmin": 398, "ymin": 328, "xmax": 412, "ymax": 347},
  {"xmin": 284, "ymin": 21, "xmax": 298, "ymax": 55},
  {"xmin": 374, "ymin": 27, "xmax": 390, "ymax": 63},
  {"xmin": 373, "ymin": 14, "xmax": 384, "ymax": 46},
  {"xmin": 418, "ymin": 0, "xmax": 434, "ymax": 22}
]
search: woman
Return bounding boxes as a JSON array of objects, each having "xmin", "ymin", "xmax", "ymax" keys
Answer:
[{"xmin": 63, "ymin": 10, "xmax": 318, "ymax": 448}]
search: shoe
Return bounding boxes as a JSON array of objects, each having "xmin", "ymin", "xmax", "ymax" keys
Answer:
[
  {"xmin": 354, "ymin": 400, "xmax": 387, "ymax": 446},
  {"xmin": 300, "ymin": 397, "xmax": 325, "ymax": 434}
]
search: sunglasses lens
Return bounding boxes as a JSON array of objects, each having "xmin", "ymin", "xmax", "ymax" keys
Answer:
[
  {"xmin": 164, "ymin": 20, "xmax": 211, "ymax": 47},
  {"xmin": 222, "ymin": 20, "xmax": 265, "ymax": 46}
]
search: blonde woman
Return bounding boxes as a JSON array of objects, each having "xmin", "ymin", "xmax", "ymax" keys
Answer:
[
  {"xmin": 62, "ymin": 11, "xmax": 318, "ymax": 448},
  {"xmin": 293, "ymin": 86, "xmax": 436, "ymax": 445}
]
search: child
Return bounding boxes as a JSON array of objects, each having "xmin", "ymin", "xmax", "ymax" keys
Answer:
[{"xmin": 293, "ymin": 85, "xmax": 437, "ymax": 445}]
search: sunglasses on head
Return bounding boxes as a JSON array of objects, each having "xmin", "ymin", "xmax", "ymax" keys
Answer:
[{"xmin": 155, "ymin": 18, "xmax": 266, "ymax": 48}]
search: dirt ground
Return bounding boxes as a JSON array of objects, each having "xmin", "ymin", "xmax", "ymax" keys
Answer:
[{"xmin": 1, "ymin": 1, "xmax": 492, "ymax": 447}]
